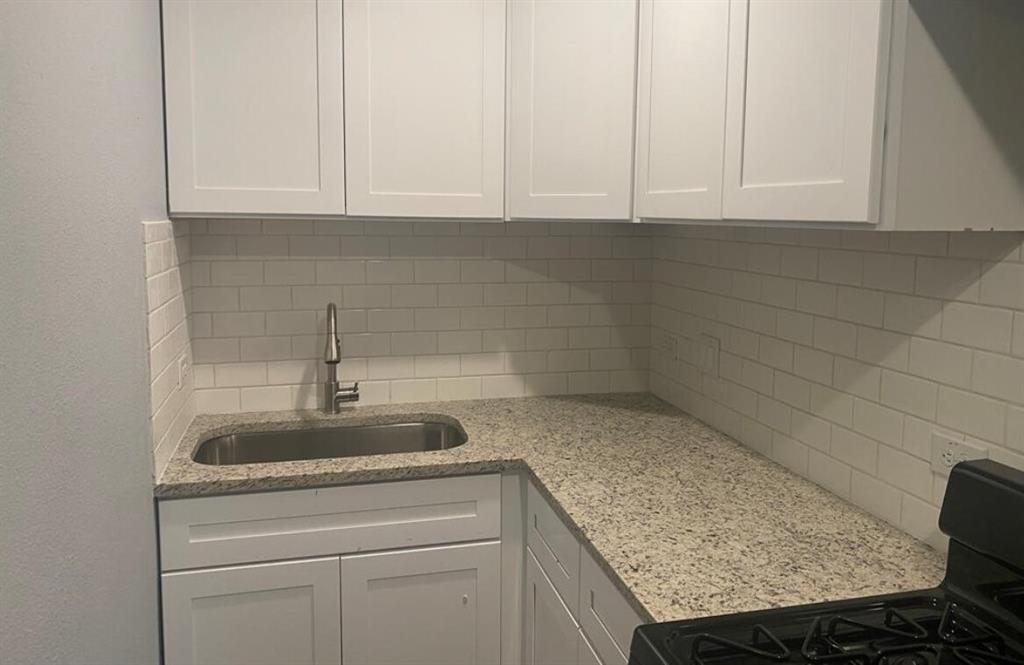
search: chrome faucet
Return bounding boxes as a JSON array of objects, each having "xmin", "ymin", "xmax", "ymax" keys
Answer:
[{"xmin": 323, "ymin": 302, "xmax": 359, "ymax": 413}]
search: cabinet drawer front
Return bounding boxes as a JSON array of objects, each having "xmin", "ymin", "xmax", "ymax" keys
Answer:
[
  {"xmin": 526, "ymin": 481, "xmax": 582, "ymax": 617},
  {"xmin": 579, "ymin": 548, "xmax": 642, "ymax": 665},
  {"xmin": 159, "ymin": 474, "xmax": 500, "ymax": 571}
]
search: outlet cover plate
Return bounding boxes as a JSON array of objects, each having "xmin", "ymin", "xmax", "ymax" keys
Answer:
[
  {"xmin": 930, "ymin": 432, "xmax": 988, "ymax": 477},
  {"xmin": 698, "ymin": 334, "xmax": 720, "ymax": 377},
  {"xmin": 177, "ymin": 355, "xmax": 190, "ymax": 389}
]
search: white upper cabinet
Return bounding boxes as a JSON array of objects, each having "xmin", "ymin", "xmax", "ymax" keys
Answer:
[
  {"xmin": 721, "ymin": 0, "xmax": 890, "ymax": 223},
  {"xmin": 634, "ymin": 0, "xmax": 730, "ymax": 221},
  {"xmin": 508, "ymin": 0, "xmax": 639, "ymax": 220},
  {"xmin": 343, "ymin": 0, "xmax": 506, "ymax": 218},
  {"xmin": 162, "ymin": 0, "xmax": 345, "ymax": 216}
]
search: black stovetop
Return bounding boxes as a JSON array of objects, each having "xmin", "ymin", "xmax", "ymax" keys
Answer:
[
  {"xmin": 630, "ymin": 590, "xmax": 1024, "ymax": 665},
  {"xmin": 629, "ymin": 461, "xmax": 1024, "ymax": 665}
]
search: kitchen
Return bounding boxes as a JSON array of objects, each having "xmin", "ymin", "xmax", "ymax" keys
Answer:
[{"xmin": 3, "ymin": 1, "xmax": 1024, "ymax": 664}]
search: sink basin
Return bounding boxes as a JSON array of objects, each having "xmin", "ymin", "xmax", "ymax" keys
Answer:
[{"xmin": 192, "ymin": 418, "xmax": 468, "ymax": 466}]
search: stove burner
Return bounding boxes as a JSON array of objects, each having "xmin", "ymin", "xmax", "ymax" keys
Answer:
[{"xmin": 877, "ymin": 648, "xmax": 939, "ymax": 665}]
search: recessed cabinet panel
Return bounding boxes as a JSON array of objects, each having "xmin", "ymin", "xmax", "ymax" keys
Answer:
[
  {"xmin": 508, "ymin": 0, "xmax": 638, "ymax": 220},
  {"xmin": 162, "ymin": 0, "xmax": 345, "ymax": 216},
  {"xmin": 579, "ymin": 547, "xmax": 643, "ymax": 665},
  {"xmin": 527, "ymin": 480, "xmax": 582, "ymax": 617},
  {"xmin": 161, "ymin": 557, "xmax": 341, "ymax": 665},
  {"xmin": 634, "ymin": 0, "xmax": 730, "ymax": 220},
  {"xmin": 579, "ymin": 629, "xmax": 609, "ymax": 665},
  {"xmin": 340, "ymin": 542, "xmax": 501, "ymax": 665},
  {"xmin": 722, "ymin": 0, "xmax": 889, "ymax": 222},
  {"xmin": 344, "ymin": 0, "xmax": 505, "ymax": 218},
  {"xmin": 524, "ymin": 547, "xmax": 580, "ymax": 665}
]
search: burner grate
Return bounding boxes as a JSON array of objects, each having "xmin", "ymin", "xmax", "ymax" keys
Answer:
[
  {"xmin": 801, "ymin": 609, "xmax": 929, "ymax": 663},
  {"xmin": 689, "ymin": 625, "xmax": 792, "ymax": 665},
  {"xmin": 953, "ymin": 647, "xmax": 1024, "ymax": 665}
]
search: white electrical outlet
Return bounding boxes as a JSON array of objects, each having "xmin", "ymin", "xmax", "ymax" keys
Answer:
[
  {"xmin": 930, "ymin": 432, "xmax": 988, "ymax": 477},
  {"xmin": 177, "ymin": 356, "xmax": 190, "ymax": 390},
  {"xmin": 698, "ymin": 334, "xmax": 720, "ymax": 377}
]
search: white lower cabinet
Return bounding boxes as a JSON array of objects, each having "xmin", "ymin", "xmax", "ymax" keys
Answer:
[
  {"xmin": 524, "ymin": 547, "xmax": 579, "ymax": 665},
  {"xmin": 522, "ymin": 480, "xmax": 643, "ymax": 665},
  {"xmin": 161, "ymin": 557, "xmax": 342, "ymax": 665},
  {"xmin": 578, "ymin": 630, "xmax": 605, "ymax": 665},
  {"xmin": 340, "ymin": 541, "xmax": 501, "ymax": 665},
  {"xmin": 158, "ymin": 474, "xmax": 644, "ymax": 665}
]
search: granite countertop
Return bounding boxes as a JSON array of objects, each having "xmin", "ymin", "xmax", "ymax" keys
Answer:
[{"xmin": 156, "ymin": 393, "xmax": 946, "ymax": 623}]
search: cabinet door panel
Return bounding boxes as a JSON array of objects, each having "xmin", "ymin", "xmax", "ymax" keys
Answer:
[
  {"xmin": 579, "ymin": 629, "xmax": 610, "ymax": 665},
  {"xmin": 527, "ymin": 480, "xmax": 581, "ymax": 618},
  {"xmin": 341, "ymin": 541, "xmax": 500, "ymax": 665},
  {"xmin": 634, "ymin": 0, "xmax": 730, "ymax": 220},
  {"xmin": 579, "ymin": 548, "xmax": 642, "ymax": 665},
  {"xmin": 508, "ymin": 0, "xmax": 638, "ymax": 220},
  {"xmin": 344, "ymin": 0, "xmax": 505, "ymax": 218},
  {"xmin": 722, "ymin": 0, "xmax": 889, "ymax": 222},
  {"xmin": 163, "ymin": 0, "xmax": 345, "ymax": 216},
  {"xmin": 524, "ymin": 547, "xmax": 580, "ymax": 665},
  {"xmin": 161, "ymin": 557, "xmax": 341, "ymax": 665}
]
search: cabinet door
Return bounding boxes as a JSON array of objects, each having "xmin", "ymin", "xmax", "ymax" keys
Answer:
[
  {"xmin": 162, "ymin": 0, "xmax": 345, "ymax": 216},
  {"xmin": 340, "ymin": 541, "xmax": 500, "ymax": 665},
  {"xmin": 508, "ymin": 0, "xmax": 638, "ymax": 220},
  {"xmin": 578, "ymin": 629, "xmax": 610, "ymax": 665},
  {"xmin": 524, "ymin": 548, "xmax": 579, "ymax": 665},
  {"xmin": 721, "ymin": 0, "xmax": 890, "ymax": 222},
  {"xmin": 161, "ymin": 557, "xmax": 341, "ymax": 665},
  {"xmin": 634, "ymin": 0, "xmax": 730, "ymax": 220},
  {"xmin": 343, "ymin": 0, "xmax": 505, "ymax": 218}
]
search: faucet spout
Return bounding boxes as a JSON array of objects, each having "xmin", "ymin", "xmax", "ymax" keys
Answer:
[{"xmin": 324, "ymin": 302, "xmax": 341, "ymax": 364}]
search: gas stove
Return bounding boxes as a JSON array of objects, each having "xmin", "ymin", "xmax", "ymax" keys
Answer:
[{"xmin": 629, "ymin": 460, "xmax": 1024, "ymax": 665}]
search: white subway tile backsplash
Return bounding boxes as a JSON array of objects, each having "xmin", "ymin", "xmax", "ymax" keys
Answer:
[
  {"xmin": 239, "ymin": 286, "xmax": 291, "ymax": 311},
  {"xmin": 192, "ymin": 287, "xmax": 239, "ymax": 312},
  {"xmin": 649, "ymin": 224, "xmax": 1024, "ymax": 552},
  {"xmin": 264, "ymin": 260, "xmax": 315, "ymax": 285},
  {"xmin": 818, "ymin": 250, "xmax": 863, "ymax": 286},
  {"xmin": 796, "ymin": 281, "xmax": 837, "ymax": 316},
  {"xmin": 851, "ymin": 471, "xmax": 902, "ymax": 525},
  {"xmin": 193, "ymin": 338, "xmax": 240, "ymax": 363},
  {"xmin": 862, "ymin": 253, "xmax": 916, "ymax": 294},
  {"xmin": 856, "ymin": 327, "xmax": 910, "ymax": 372},
  {"xmin": 212, "ymin": 312, "xmax": 265, "ymax": 337},
  {"xmin": 936, "ymin": 386, "xmax": 1007, "ymax": 444},
  {"xmin": 916, "ymin": 257, "xmax": 981, "ymax": 302},
  {"xmin": 240, "ymin": 336, "xmax": 292, "ymax": 361},
  {"xmin": 880, "ymin": 370, "xmax": 938, "ymax": 420},
  {"xmin": 942, "ymin": 301, "xmax": 1014, "ymax": 353},
  {"xmin": 437, "ymin": 376, "xmax": 482, "ymax": 401}
]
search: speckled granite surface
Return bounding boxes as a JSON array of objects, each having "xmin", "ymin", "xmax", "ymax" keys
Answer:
[{"xmin": 156, "ymin": 393, "xmax": 946, "ymax": 623}]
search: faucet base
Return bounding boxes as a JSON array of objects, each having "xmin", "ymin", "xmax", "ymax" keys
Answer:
[{"xmin": 324, "ymin": 380, "xmax": 360, "ymax": 414}]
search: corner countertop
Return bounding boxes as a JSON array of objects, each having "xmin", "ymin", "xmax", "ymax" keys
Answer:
[{"xmin": 156, "ymin": 393, "xmax": 946, "ymax": 623}]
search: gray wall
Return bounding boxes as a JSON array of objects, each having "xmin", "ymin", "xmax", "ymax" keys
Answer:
[{"xmin": 0, "ymin": 1, "xmax": 166, "ymax": 662}]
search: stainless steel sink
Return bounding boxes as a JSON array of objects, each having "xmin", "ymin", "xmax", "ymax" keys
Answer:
[{"xmin": 192, "ymin": 419, "xmax": 468, "ymax": 465}]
